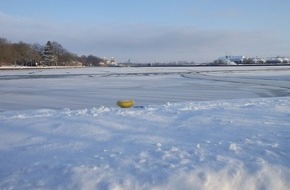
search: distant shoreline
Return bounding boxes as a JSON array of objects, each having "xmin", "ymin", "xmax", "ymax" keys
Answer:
[
  {"xmin": 1, "ymin": 64, "xmax": 290, "ymax": 70},
  {"xmin": 129, "ymin": 63, "xmax": 290, "ymax": 67},
  {"xmin": 0, "ymin": 65, "xmax": 85, "ymax": 70}
]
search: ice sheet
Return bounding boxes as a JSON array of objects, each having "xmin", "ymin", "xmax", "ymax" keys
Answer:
[{"xmin": 1, "ymin": 66, "xmax": 290, "ymax": 111}]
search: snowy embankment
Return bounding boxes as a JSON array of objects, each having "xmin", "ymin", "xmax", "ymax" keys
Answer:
[{"xmin": 1, "ymin": 97, "xmax": 289, "ymax": 189}]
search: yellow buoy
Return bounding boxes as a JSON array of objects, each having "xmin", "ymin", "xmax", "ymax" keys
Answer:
[{"xmin": 116, "ymin": 100, "xmax": 135, "ymax": 108}]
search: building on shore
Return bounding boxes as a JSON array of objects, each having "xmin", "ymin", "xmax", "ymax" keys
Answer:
[
  {"xmin": 266, "ymin": 56, "xmax": 289, "ymax": 64},
  {"xmin": 213, "ymin": 55, "xmax": 289, "ymax": 65},
  {"xmin": 99, "ymin": 57, "xmax": 118, "ymax": 66},
  {"xmin": 228, "ymin": 56, "xmax": 247, "ymax": 64},
  {"xmin": 213, "ymin": 56, "xmax": 237, "ymax": 65}
]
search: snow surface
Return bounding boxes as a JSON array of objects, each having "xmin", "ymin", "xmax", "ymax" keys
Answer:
[{"xmin": 0, "ymin": 66, "xmax": 290, "ymax": 189}]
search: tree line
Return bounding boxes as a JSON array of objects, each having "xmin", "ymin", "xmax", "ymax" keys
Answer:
[{"xmin": 0, "ymin": 37, "xmax": 104, "ymax": 67}]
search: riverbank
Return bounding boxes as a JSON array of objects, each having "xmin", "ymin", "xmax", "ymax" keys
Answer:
[
  {"xmin": 0, "ymin": 65, "xmax": 85, "ymax": 70},
  {"xmin": 2, "ymin": 64, "xmax": 290, "ymax": 70}
]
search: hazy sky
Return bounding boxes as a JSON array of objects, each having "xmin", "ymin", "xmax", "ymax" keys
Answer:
[{"xmin": 0, "ymin": 0, "xmax": 290, "ymax": 63}]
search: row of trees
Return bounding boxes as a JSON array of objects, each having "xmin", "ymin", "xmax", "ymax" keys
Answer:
[{"xmin": 0, "ymin": 37, "xmax": 104, "ymax": 67}]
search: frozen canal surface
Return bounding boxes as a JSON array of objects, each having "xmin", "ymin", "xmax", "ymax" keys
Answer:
[
  {"xmin": 1, "ymin": 66, "xmax": 290, "ymax": 189},
  {"xmin": 1, "ymin": 66, "xmax": 290, "ymax": 111}
]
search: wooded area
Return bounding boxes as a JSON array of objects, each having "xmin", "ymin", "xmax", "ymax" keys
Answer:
[{"xmin": 0, "ymin": 37, "xmax": 104, "ymax": 67}]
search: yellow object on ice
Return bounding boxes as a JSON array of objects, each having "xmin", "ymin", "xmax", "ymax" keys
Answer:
[{"xmin": 116, "ymin": 100, "xmax": 135, "ymax": 108}]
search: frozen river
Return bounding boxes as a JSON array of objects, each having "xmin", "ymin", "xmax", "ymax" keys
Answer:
[
  {"xmin": 1, "ymin": 66, "xmax": 290, "ymax": 189},
  {"xmin": 1, "ymin": 66, "xmax": 290, "ymax": 111}
]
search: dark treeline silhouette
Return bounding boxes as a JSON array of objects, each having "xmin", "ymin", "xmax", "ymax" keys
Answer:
[{"xmin": 0, "ymin": 37, "xmax": 104, "ymax": 67}]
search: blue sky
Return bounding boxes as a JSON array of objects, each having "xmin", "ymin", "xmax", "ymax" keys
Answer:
[{"xmin": 1, "ymin": 0, "xmax": 290, "ymax": 62}]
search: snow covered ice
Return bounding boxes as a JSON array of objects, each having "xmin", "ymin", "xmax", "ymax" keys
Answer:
[{"xmin": 0, "ymin": 66, "xmax": 290, "ymax": 189}]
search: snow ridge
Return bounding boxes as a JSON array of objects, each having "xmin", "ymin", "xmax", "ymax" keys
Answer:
[{"xmin": 0, "ymin": 97, "xmax": 290, "ymax": 189}]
